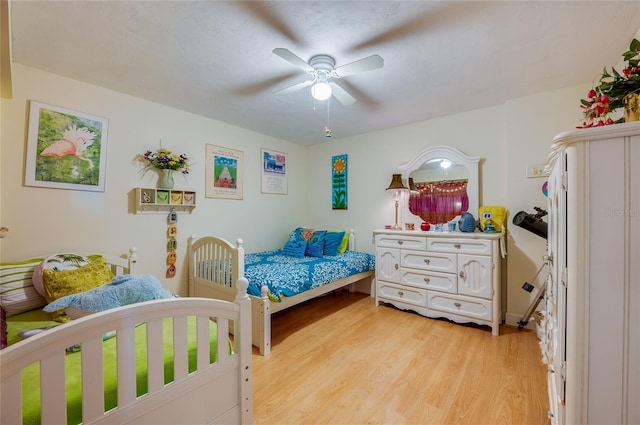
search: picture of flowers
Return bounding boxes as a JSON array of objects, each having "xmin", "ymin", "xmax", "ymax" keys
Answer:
[
  {"xmin": 205, "ymin": 144, "xmax": 244, "ymax": 199},
  {"xmin": 332, "ymin": 154, "xmax": 347, "ymax": 209},
  {"xmin": 25, "ymin": 101, "xmax": 109, "ymax": 192}
]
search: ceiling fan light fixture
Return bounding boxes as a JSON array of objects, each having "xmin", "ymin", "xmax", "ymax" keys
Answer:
[{"xmin": 311, "ymin": 81, "xmax": 332, "ymax": 101}]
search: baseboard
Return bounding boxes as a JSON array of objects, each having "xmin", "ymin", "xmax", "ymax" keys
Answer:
[{"xmin": 504, "ymin": 312, "xmax": 536, "ymax": 330}]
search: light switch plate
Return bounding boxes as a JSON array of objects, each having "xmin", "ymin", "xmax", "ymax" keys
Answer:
[{"xmin": 526, "ymin": 163, "xmax": 550, "ymax": 178}]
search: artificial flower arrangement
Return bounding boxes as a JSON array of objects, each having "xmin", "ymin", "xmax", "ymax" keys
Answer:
[
  {"xmin": 140, "ymin": 148, "xmax": 190, "ymax": 174},
  {"xmin": 579, "ymin": 38, "xmax": 640, "ymax": 128}
]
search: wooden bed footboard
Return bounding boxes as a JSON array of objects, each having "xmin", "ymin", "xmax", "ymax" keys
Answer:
[{"xmin": 1, "ymin": 289, "xmax": 253, "ymax": 425}]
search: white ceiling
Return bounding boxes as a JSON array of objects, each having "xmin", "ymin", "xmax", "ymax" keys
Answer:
[{"xmin": 8, "ymin": 1, "xmax": 640, "ymax": 145}]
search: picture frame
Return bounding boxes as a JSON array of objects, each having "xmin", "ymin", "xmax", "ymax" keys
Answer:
[
  {"xmin": 25, "ymin": 100, "xmax": 109, "ymax": 192},
  {"xmin": 261, "ymin": 148, "xmax": 287, "ymax": 195},
  {"xmin": 332, "ymin": 154, "xmax": 348, "ymax": 209},
  {"xmin": 205, "ymin": 144, "xmax": 244, "ymax": 199}
]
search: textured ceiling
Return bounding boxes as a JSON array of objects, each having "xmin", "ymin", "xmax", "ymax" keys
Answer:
[{"xmin": 8, "ymin": 1, "xmax": 640, "ymax": 145}]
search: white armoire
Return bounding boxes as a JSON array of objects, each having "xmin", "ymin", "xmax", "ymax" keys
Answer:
[{"xmin": 544, "ymin": 122, "xmax": 639, "ymax": 425}]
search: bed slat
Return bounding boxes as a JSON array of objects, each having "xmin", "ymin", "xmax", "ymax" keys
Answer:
[
  {"xmin": 217, "ymin": 318, "xmax": 230, "ymax": 361},
  {"xmin": 41, "ymin": 350, "xmax": 67, "ymax": 425},
  {"xmin": 82, "ymin": 336, "xmax": 105, "ymax": 422},
  {"xmin": 116, "ymin": 326, "xmax": 136, "ymax": 407},
  {"xmin": 173, "ymin": 316, "xmax": 188, "ymax": 381},
  {"xmin": 146, "ymin": 319, "xmax": 164, "ymax": 394},
  {"xmin": 1, "ymin": 371, "xmax": 21, "ymax": 424},
  {"xmin": 197, "ymin": 316, "xmax": 211, "ymax": 371}
]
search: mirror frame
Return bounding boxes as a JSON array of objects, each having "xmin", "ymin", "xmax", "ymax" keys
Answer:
[{"xmin": 398, "ymin": 145, "xmax": 481, "ymax": 223}]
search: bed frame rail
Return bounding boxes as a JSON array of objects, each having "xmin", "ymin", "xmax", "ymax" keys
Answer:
[{"xmin": 1, "ymin": 292, "xmax": 252, "ymax": 424}]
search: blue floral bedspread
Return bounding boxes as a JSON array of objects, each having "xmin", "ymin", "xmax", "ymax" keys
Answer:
[{"xmin": 244, "ymin": 250, "xmax": 375, "ymax": 301}]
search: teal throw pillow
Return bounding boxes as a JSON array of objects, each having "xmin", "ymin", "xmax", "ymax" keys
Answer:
[
  {"xmin": 282, "ymin": 240, "xmax": 307, "ymax": 257},
  {"xmin": 323, "ymin": 231, "xmax": 346, "ymax": 256},
  {"xmin": 305, "ymin": 231, "xmax": 326, "ymax": 257}
]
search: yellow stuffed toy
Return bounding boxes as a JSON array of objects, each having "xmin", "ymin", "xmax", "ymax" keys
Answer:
[{"xmin": 479, "ymin": 206, "xmax": 507, "ymax": 234}]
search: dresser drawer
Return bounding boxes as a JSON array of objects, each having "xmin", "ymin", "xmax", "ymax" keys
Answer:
[
  {"xmin": 375, "ymin": 234, "xmax": 426, "ymax": 250},
  {"xmin": 378, "ymin": 281, "xmax": 427, "ymax": 307},
  {"xmin": 426, "ymin": 237, "xmax": 492, "ymax": 255},
  {"xmin": 401, "ymin": 251, "xmax": 456, "ymax": 273},
  {"xmin": 401, "ymin": 269, "xmax": 456, "ymax": 293},
  {"xmin": 427, "ymin": 291, "xmax": 492, "ymax": 321}
]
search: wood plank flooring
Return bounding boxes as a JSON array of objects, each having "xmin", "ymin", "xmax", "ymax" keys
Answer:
[{"xmin": 252, "ymin": 291, "xmax": 549, "ymax": 425}]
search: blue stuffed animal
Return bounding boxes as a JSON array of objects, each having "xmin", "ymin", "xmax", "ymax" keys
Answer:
[{"xmin": 44, "ymin": 274, "xmax": 176, "ymax": 317}]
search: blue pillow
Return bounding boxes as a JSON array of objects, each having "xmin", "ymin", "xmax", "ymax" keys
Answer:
[
  {"xmin": 282, "ymin": 240, "xmax": 307, "ymax": 257},
  {"xmin": 323, "ymin": 231, "xmax": 345, "ymax": 256},
  {"xmin": 305, "ymin": 231, "xmax": 327, "ymax": 257}
]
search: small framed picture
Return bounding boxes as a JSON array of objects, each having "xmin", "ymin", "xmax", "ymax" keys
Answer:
[
  {"xmin": 205, "ymin": 144, "xmax": 244, "ymax": 199},
  {"xmin": 25, "ymin": 100, "xmax": 109, "ymax": 192},
  {"xmin": 261, "ymin": 148, "xmax": 287, "ymax": 194}
]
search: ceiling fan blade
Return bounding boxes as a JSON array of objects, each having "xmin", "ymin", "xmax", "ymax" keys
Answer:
[
  {"xmin": 273, "ymin": 80, "xmax": 313, "ymax": 96},
  {"xmin": 272, "ymin": 48, "xmax": 314, "ymax": 72},
  {"xmin": 235, "ymin": 2, "xmax": 300, "ymax": 44},
  {"xmin": 329, "ymin": 82, "xmax": 356, "ymax": 106},
  {"xmin": 334, "ymin": 54, "xmax": 384, "ymax": 78}
]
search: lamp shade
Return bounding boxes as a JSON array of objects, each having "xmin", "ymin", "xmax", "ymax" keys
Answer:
[
  {"xmin": 408, "ymin": 177, "xmax": 418, "ymax": 192},
  {"xmin": 386, "ymin": 174, "xmax": 408, "ymax": 191}
]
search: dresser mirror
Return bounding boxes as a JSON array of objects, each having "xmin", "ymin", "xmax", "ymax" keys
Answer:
[{"xmin": 398, "ymin": 145, "xmax": 480, "ymax": 223}]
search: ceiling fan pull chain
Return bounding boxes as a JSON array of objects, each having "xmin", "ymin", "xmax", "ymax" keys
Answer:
[{"xmin": 325, "ymin": 100, "xmax": 332, "ymax": 138}]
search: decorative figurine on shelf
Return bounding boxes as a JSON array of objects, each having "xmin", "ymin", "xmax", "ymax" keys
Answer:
[
  {"xmin": 167, "ymin": 251, "xmax": 177, "ymax": 265},
  {"xmin": 166, "ymin": 264, "xmax": 176, "ymax": 278},
  {"xmin": 168, "ymin": 208, "xmax": 177, "ymax": 224},
  {"xmin": 479, "ymin": 206, "xmax": 507, "ymax": 234},
  {"xmin": 459, "ymin": 212, "xmax": 476, "ymax": 233}
]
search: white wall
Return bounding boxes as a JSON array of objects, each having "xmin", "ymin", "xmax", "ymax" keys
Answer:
[
  {"xmin": 1, "ymin": 62, "xmax": 593, "ymax": 324},
  {"xmin": 306, "ymin": 84, "xmax": 589, "ymax": 324},
  {"xmin": 0, "ymin": 64, "xmax": 307, "ymax": 295}
]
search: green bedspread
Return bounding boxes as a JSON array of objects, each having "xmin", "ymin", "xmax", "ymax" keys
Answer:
[{"xmin": 7, "ymin": 309, "xmax": 220, "ymax": 425}]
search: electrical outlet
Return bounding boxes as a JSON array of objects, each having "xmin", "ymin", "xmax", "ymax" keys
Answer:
[
  {"xmin": 522, "ymin": 282, "xmax": 535, "ymax": 292},
  {"xmin": 526, "ymin": 163, "xmax": 550, "ymax": 178}
]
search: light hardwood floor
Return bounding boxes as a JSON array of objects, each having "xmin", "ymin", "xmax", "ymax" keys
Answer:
[{"xmin": 252, "ymin": 291, "xmax": 549, "ymax": 425}]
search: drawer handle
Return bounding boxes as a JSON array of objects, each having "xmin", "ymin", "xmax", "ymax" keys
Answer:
[
  {"xmin": 454, "ymin": 302, "xmax": 462, "ymax": 309},
  {"xmin": 454, "ymin": 243, "xmax": 461, "ymax": 249},
  {"xmin": 395, "ymin": 263, "xmax": 399, "ymax": 270},
  {"xmin": 398, "ymin": 291, "xmax": 404, "ymax": 298},
  {"xmin": 423, "ymin": 277, "xmax": 430, "ymax": 283},
  {"xmin": 423, "ymin": 258, "xmax": 431, "ymax": 265},
  {"xmin": 397, "ymin": 240, "xmax": 403, "ymax": 245},
  {"xmin": 459, "ymin": 271, "xmax": 465, "ymax": 279}
]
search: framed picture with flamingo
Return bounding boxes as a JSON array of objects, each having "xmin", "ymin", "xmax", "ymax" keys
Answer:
[{"xmin": 25, "ymin": 100, "xmax": 109, "ymax": 192}]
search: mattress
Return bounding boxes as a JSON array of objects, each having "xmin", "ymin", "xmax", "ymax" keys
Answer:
[{"xmin": 244, "ymin": 250, "xmax": 375, "ymax": 301}]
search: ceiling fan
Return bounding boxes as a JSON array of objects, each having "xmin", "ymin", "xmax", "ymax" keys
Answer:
[{"xmin": 272, "ymin": 48, "xmax": 384, "ymax": 106}]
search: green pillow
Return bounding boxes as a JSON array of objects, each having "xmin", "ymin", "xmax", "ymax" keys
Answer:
[
  {"xmin": 338, "ymin": 232, "xmax": 350, "ymax": 254},
  {"xmin": 43, "ymin": 257, "xmax": 113, "ymax": 322}
]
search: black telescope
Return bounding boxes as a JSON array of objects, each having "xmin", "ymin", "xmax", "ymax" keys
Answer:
[{"xmin": 512, "ymin": 207, "xmax": 548, "ymax": 239}]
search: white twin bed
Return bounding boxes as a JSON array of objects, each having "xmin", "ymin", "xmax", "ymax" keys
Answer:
[
  {"xmin": 188, "ymin": 230, "xmax": 375, "ymax": 355},
  {"xmin": 0, "ymin": 249, "xmax": 253, "ymax": 425}
]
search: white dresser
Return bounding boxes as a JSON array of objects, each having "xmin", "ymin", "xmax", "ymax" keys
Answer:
[
  {"xmin": 543, "ymin": 122, "xmax": 640, "ymax": 425},
  {"xmin": 373, "ymin": 230, "xmax": 502, "ymax": 336}
]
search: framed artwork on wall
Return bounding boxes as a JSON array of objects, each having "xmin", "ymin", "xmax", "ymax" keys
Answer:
[
  {"xmin": 24, "ymin": 100, "xmax": 109, "ymax": 192},
  {"xmin": 205, "ymin": 144, "xmax": 244, "ymax": 199},
  {"xmin": 261, "ymin": 148, "xmax": 287, "ymax": 194},
  {"xmin": 332, "ymin": 154, "xmax": 348, "ymax": 209}
]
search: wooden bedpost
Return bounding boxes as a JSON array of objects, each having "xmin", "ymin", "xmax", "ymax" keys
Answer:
[
  {"xmin": 235, "ymin": 276, "xmax": 253, "ymax": 424},
  {"xmin": 187, "ymin": 235, "xmax": 196, "ymax": 296}
]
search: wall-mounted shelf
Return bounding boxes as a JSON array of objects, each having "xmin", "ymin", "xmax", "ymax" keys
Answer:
[{"xmin": 135, "ymin": 188, "xmax": 196, "ymax": 214}]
